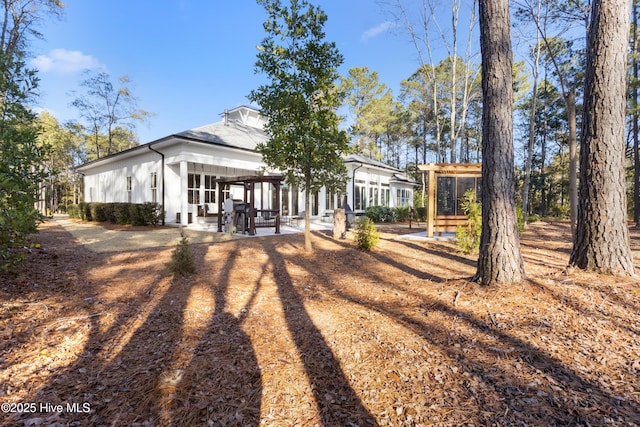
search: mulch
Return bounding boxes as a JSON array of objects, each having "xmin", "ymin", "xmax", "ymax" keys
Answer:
[{"xmin": 1, "ymin": 220, "xmax": 639, "ymax": 426}]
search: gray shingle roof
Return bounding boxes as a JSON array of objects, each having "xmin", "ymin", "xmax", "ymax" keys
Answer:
[{"xmin": 176, "ymin": 119, "xmax": 268, "ymax": 151}]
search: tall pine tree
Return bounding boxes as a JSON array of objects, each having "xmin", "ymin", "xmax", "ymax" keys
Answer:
[{"xmin": 569, "ymin": 0, "xmax": 634, "ymax": 275}]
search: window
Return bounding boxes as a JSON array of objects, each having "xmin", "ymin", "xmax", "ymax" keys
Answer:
[
  {"xmin": 221, "ymin": 183, "xmax": 231, "ymax": 203},
  {"xmin": 204, "ymin": 175, "xmax": 216, "ymax": 204},
  {"xmin": 369, "ymin": 186, "xmax": 379, "ymax": 207},
  {"xmin": 436, "ymin": 177, "xmax": 455, "ymax": 215},
  {"xmin": 381, "ymin": 184, "xmax": 390, "ymax": 207},
  {"xmin": 311, "ymin": 191, "xmax": 319, "ymax": 216},
  {"xmin": 188, "ymin": 173, "xmax": 200, "ymax": 204},
  {"xmin": 292, "ymin": 185, "xmax": 299, "ymax": 216},
  {"xmin": 397, "ymin": 188, "xmax": 411, "ymax": 207},
  {"xmin": 325, "ymin": 191, "xmax": 336, "ymax": 210},
  {"xmin": 282, "ymin": 184, "xmax": 290, "ymax": 216},
  {"xmin": 127, "ymin": 176, "xmax": 132, "ymax": 203},
  {"xmin": 150, "ymin": 172, "xmax": 157, "ymax": 203},
  {"xmin": 436, "ymin": 175, "xmax": 481, "ymax": 216},
  {"xmin": 355, "ymin": 179, "xmax": 366, "ymax": 210}
]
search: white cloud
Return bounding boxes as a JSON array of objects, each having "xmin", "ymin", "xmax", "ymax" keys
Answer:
[
  {"xmin": 31, "ymin": 49, "xmax": 105, "ymax": 74},
  {"xmin": 360, "ymin": 21, "xmax": 397, "ymax": 42}
]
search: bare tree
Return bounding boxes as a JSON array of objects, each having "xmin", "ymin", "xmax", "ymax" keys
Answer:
[
  {"xmin": 0, "ymin": 0, "xmax": 63, "ymax": 57},
  {"xmin": 70, "ymin": 71, "xmax": 152, "ymax": 159},
  {"xmin": 474, "ymin": 0, "xmax": 526, "ymax": 285},
  {"xmin": 569, "ymin": 0, "xmax": 635, "ymax": 276},
  {"xmin": 515, "ymin": 0, "xmax": 543, "ymax": 227},
  {"xmin": 389, "ymin": 0, "xmax": 479, "ymax": 164},
  {"xmin": 514, "ymin": 0, "xmax": 590, "ymax": 236}
]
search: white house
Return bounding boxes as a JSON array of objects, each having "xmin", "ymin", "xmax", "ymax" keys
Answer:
[{"xmin": 76, "ymin": 105, "xmax": 416, "ymax": 227}]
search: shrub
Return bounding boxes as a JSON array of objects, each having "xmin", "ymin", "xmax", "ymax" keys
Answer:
[
  {"xmin": 395, "ymin": 205, "xmax": 410, "ymax": 222},
  {"xmin": 68, "ymin": 204, "xmax": 81, "ymax": 219},
  {"xmin": 140, "ymin": 202, "xmax": 164, "ymax": 226},
  {"xmin": 67, "ymin": 202, "xmax": 163, "ymax": 226},
  {"xmin": 167, "ymin": 233, "xmax": 196, "ymax": 276},
  {"xmin": 365, "ymin": 206, "xmax": 395, "ymax": 223},
  {"xmin": 516, "ymin": 205, "xmax": 525, "ymax": 234},
  {"xmin": 353, "ymin": 217, "xmax": 380, "ymax": 251},
  {"xmin": 527, "ymin": 214, "xmax": 541, "ymax": 223},
  {"xmin": 129, "ymin": 204, "xmax": 144, "ymax": 226},
  {"xmin": 456, "ymin": 189, "xmax": 482, "ymax": 254},
  {"xmin": 415, "ymin": 207, "xmax": 426, "ymax": 222},
  {"xmin": 110, "ymin": 203, "xmax": 128, "ymax": 224},
  {"xmin": 89, "ymin": 203, "xmax": 107, "ymax": 222}
]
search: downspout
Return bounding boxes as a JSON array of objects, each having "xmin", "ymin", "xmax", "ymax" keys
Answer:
[{"xmin": 148, "ymin": 144, "xmax": 166, "ymax": 226}]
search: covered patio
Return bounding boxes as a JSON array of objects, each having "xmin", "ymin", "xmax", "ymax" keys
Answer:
[{"xmin": 216, "ymin": 175, "xmax": 284, "ymax": 235}]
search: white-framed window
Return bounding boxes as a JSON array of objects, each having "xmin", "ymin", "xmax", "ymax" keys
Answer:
[
  {"xmin": 188, "ymin": 173, "xmax": 200, "ymax": 204},
  {"xmin": 204, "ymin": 175, "xmax": 216, "ymax": 204},
  {"xmin": 325, "ymin": 191, "xmax": 336, "ymax": 210},
  {"xmin": 126, "ymin": 176, "xmax": 132, "ymax": 203},
  {"xmin": 369, "ymin": 186, "xmax": 379, "ymax": 207},
  {"xmin": 355, "ymin": 179, "xmax": 366, "ymax": 210},
  {"xmin": 397, "ymin": 188, "xmax": 411, "ymax": 207},
  {"xmin": 221, "ymin": 183, "xmax": 231, "ymax": 202},
  {"xmin": 150, "ymin": 172, "xmax": 158, "ymax": 203},
  {"xmin": 381, "ymin": 183, "xmax": 390, "ymax": 207}
]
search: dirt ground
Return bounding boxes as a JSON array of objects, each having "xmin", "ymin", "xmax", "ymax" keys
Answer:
[{"xmin": 1, "ymin": 218, "xmax": 639, "ymax": 426}]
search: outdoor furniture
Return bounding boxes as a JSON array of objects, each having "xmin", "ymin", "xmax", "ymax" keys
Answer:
[
  {"xmin": 292, "ymin": 211, "xmax": 306, "ymax": 227},
  {"xmin": 216, "ymin": 175, "xmax": 284, "ymax": 235}
]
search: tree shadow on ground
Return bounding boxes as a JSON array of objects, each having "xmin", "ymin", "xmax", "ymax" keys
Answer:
[
  {"xmin": 6, "ymin": 227, "xmax": 262, "ymax": 426},
  {"xmin": 285, "ymin": 231, "xmax": 640, "ymax": 425},
  {"xmin": 259, "ymin": 238, "xmax": 376, "ymax": 426}
]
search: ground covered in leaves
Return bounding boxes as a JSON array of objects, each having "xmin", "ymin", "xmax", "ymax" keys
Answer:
[{"xmin": 1, "ymin": 219, "xmax": 639, "ymax": 426}]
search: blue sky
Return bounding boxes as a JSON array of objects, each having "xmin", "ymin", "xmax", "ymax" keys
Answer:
[{"xmin": 29, "ymin": 1, "xmax": 474, "ymax": 144}]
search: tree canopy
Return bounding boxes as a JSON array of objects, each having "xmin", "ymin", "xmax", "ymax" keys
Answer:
[{"xmin": 249, "ymin": 0, "xmax": 349, "ymax": 252}]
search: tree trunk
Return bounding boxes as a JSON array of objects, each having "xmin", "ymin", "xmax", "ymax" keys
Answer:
[
  {"xmin": 569, "ymin": 0, "xmax": 634, "ymax": 275},
  {"xmin": 304, "ymin": 176, "xmax": 312, "ymax": 252},
  {"xmin": 522, "ymin": 38, "xmax": 541, "ymax": 227},
  {"xmin": 567, "ymin": 88, "xmax": 578, "ymax": 236},
  {"xmin": 634, "ymin": 1, "xmax": 640, "ymax": 226},
  {"xmin": 474, "ymin": 0, "xmax": 526, "ymax": 285}
]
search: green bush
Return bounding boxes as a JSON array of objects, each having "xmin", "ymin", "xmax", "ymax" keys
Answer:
[
  {"xmin": 67, "ymin": 202, "xmax": 163, "ymax": 226},
  {"xmin": 456, "ymin": 189, "xmax": 482, "ymax": 254},
  {"xmin": 353, "ymin": 217, "xmax": 380, "ymax": 251},
  {"xmin": 415, "ymin": 207, "xmax": 426, "ymax": 222},
  {"xmin": 67, "ymin": 204, "xmax": 81, "ymax": 218},
  {"xmin": 365, "ymin": 206, "xmax": 395, "ymax": 223},
  {"xmin": 516, "ymin": 205, "xmax": 525, "ymax": 234},
  {"xmin": 167, "ymin": 233, "xmax": 196, "ymax": 276},
  {"xmin": 395, "ymin": 205, "xmax": 410, "ymax": 222},
  {"xmin": 81, "ymin": 202, "xmax": 91, "ymax": 221},
  {"xmin": 527, "ymin": 214, "xmax": 541, "ymax": 223}
]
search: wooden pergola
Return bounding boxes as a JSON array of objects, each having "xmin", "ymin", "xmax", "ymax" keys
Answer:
[
  {"xmin": 216, "ymin": 175, "xmax": 284, "ymax": 235},
  {"xmin": 417, "ymin": 163, "xmax": 482, "ymax": 237}
]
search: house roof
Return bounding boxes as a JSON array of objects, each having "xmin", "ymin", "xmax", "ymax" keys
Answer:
[
  {"xmin": 344, "ymin": 153, "xmax": 418, "ymax": 185},
  {"xmin": 344, "ymin": 153, "xmax": 399, "ymax": 172},
  {"xmin": 175, "ymin": 119, "xmax": 268, "ymax": 152},
  {"xmin": 76, "ymin": 115, "xmax": 267, "ymax": 171}
]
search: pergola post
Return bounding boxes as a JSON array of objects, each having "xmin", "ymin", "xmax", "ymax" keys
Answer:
[
  {"xmin": 275, "ymin": 181, "xmax": 281, "ymax": 234},
  {"xmin": 249, "ymin": 182, "xmax": 256, "ymax": 236},
  {"xmin": 427, "ymin": 168, "xmax": 436, "ymax": 237}
]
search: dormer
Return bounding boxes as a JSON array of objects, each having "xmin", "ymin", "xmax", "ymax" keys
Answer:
[{"xmin": 222, "ymin": 105, "xmax": 266, "ymax": 130}]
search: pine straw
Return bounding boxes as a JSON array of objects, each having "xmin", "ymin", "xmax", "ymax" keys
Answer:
[{"xmin": 1, "ymin": 220, "xmax": 639, "ymax": 426}]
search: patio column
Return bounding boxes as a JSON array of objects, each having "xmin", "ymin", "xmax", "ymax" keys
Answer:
[{"xmin": 180, "ymin": 161, "xmax": 188, "ymax": 227}]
